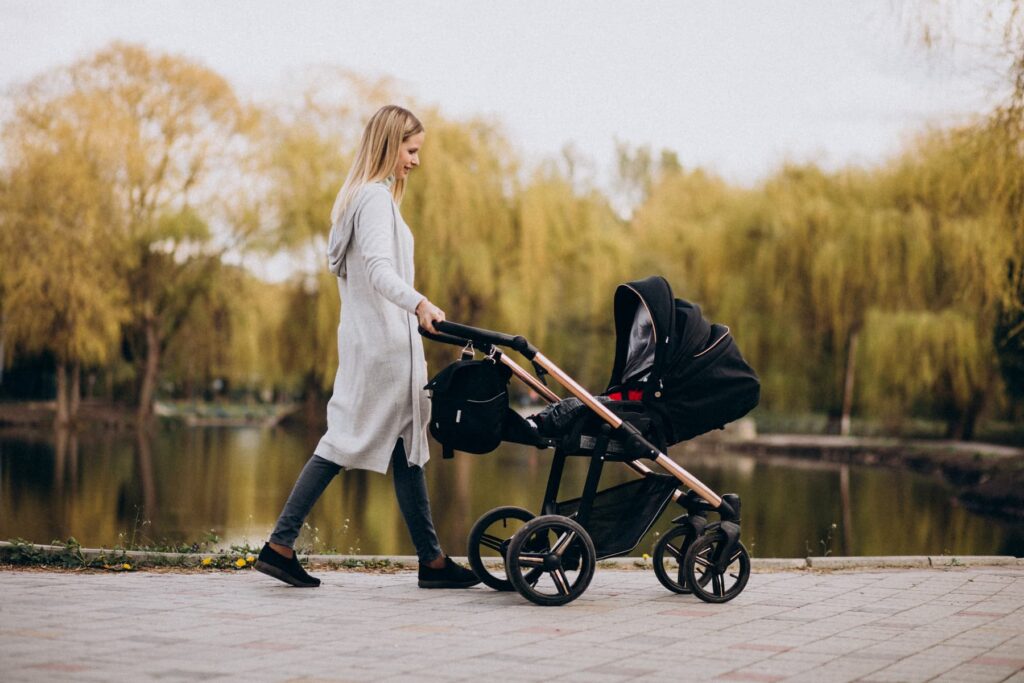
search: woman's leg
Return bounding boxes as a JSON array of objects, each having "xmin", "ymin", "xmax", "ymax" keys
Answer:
[
  {"xmin": 390, "ymin": 439, "xmax": 443, "ymax": 564},
  {"xmin": 269, "ymin": 454, "xmax": 341, "ymax": 551},
  {"xmin": 256, "ymin": 454, "xmax": 339, "ymax": 587},
  {"xmin": 391, "ymin": 440, "xmax": 479, "ymax": 588}
]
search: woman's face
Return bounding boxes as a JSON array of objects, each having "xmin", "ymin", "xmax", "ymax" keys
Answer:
[{"xmin": 394, "ymin": 131, "xmax": 424, "ymax": 181}]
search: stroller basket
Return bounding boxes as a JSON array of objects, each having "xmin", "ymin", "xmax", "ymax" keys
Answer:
[{"xmin": 557, "ymin": 473, "xmax": 678, "ymax": 559}]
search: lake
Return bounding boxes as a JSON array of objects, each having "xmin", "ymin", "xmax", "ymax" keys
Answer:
[{"xmin": 2, "ymin": 425, "xmax": 1021, "ymax": 558}]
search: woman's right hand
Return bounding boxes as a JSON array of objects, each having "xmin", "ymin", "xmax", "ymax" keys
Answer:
[{"xmin": 416, "ymin": 298, "xmax": 446, "ymax": 334}]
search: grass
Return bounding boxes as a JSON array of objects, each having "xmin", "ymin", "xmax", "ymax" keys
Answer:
[{"xmin": 0, "ymin": 537, "xmax": 408, "ymax": 573}]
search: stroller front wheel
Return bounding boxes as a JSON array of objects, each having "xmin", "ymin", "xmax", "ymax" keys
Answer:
[
  {"xmin": 467, "ymin": 506, "xmax": 535, "ymax": 591},
  {"xmin": 682, "ymin": 528, "xmax": 751, "ymax": 604},
  {"xmin": 506, "ymin": 515, "xmax": 596, "ymax": 607}
]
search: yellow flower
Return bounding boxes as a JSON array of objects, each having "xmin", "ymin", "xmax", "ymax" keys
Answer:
[
  {"xmin": 234, "ymin": 558, "xmax": 247, "ymax": 568},
  {"xmin": 201, "ymin": 557, "xmax": 212, "ymax": 566},
  {"xmin": 642, "ymin": 553, "xmax": 651, "ymax": 561},
  {"xmin": 122, "ymin": 563, "xmax": 132, "ymax": 570},
  {"xmin": 246, "ymin": 555, "xmax": 256, "ymax": 564}
]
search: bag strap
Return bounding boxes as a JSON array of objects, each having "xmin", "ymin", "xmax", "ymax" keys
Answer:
[{"xmin": 443, "ymin": 445, "xmax": 455, "ymax": 460}]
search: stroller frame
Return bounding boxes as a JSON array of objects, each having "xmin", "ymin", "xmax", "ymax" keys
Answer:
[{"xmin": 422, "ymin": 320, "xmax": 749, "ymax": 606}]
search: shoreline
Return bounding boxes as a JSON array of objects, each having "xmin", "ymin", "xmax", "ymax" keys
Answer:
[
  {"xmin": 1, "ymin": 540, "xmax": 1019, "ymax": 571},
  {"xmin": 0, "ymin": 399, "xmax": 300, "ymax": 428},
  {"xmin": 702, "ymin": 433, "xmax": 1024, "ymax": 520}
]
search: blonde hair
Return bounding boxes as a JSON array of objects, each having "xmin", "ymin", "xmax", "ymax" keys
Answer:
[{"xmin": 330, "ymin": 105, "xmax": 424, "ymax": 225}]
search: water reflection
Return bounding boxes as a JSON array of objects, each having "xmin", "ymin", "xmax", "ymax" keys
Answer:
[{"xmin": 1, "ymin": 426, "xmax": 1021, "ymax": 558}]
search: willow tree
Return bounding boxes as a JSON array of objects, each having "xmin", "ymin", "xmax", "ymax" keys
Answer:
[
  {"xmin": 896, "ymin": 0, "xmax": 1024, "ymax": 421},
  {"xmin": 629, "ymin": 168, "xmax": 808, "ymax": 409},
  {"xmin": 161, "ymin": 265, "xmax": 286, "ymax": 401},
  {"xmin": 252, "ymin": 78, "xmax": 369, "ymax": 417},
  {"xmin": 852, "ymin": 120, "xmax": 1023, "ymax": 437},
  {"xmin": 6, "ymin": 43, "xmax": 251, "ymax": 420},
  {"xmin": 629, "ymin": 147, "xmax": 1019, "ymax": 436},
  {"xmin": 0, "ymin": 125, "xmax": 128, "ymax": 424},
  {"xmin": 402, "ymin": 113, "xmax": 518, "ymax": 336},
  {"xmin": 501, "ymin": 168, "xmax": 630, "ymax": 387}
]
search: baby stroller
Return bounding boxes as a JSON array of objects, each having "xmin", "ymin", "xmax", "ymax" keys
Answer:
[{"xmin": 420, "ymin": 276, "xmax": 760, "ymax": 606}]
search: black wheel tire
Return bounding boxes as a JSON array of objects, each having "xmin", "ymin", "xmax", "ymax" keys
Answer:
[
  {"xmin": 506, "ymin": 514, "xmax": 596, "ymax": 607},
  {"xmin": 467, "ymin": 506, "xmax": 534, "ymax": 591},
  {"xmin": 682, "ymin": 529, "xmax": 751, "ymax": 604},
  {"xmin": 652, "ymin": 524, "xmax": 695, "ymax": 594}
]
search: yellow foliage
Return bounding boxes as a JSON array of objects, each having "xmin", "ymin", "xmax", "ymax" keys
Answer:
[{"xmin": 1, "ymin": 42, "xmax": 1021, "ymax": 432}]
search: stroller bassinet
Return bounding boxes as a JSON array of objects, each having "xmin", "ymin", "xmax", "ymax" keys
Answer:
[{"xmin": 421, "ymin": 276, "xmax": 759, "ymax": 606}]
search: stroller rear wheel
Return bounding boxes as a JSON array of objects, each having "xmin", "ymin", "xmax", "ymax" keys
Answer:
[
  {"xmin": 682, "ymin": 528, "xmax": 750, "ymax": 603},
  {"xmin": 506, "ymin": 515, "xmax": 596, "ymax": 607},
  {"xmin": 467, "ymin": 506, "xmax": 535, "ymax": 591},
  {"xmin": 652, "ymin": 525, "xmax": 696, "ymax": 594}
]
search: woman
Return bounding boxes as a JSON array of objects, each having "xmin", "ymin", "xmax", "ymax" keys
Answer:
[{"xmin": 255, "ymin": 105, "xmax": 479, "ymax": 589}]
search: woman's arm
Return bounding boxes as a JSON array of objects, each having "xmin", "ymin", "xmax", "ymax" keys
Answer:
[
  {"xmin": 352, "ymin": 186, "xmax": 446, "ymax": 333},
  {"xmin": 352, "ymin": 186, "xmax": 425, "ymax": 314}
]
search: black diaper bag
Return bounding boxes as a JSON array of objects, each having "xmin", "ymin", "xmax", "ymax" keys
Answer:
[{"xmin": 424, "ymin": 358, "xmax": 512, "ymax": 459}]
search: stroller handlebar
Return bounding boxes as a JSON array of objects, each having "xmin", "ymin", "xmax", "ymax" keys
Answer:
[
  {"xmin": 417, "ymin": 326, "xmax": 475, "ymax": 349},
  {"xmin": 421, "ymin": 321, "xmax": 539, "ymax": 360}
]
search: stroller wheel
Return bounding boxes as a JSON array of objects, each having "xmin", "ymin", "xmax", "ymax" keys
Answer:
[
  {"xmin": 682, "ymin": 529, "xmax": 750, "ymax": 604},
  {"xmin": 652, "ymin": 525, "xmax": 696, "ymax": 594},
  {"xmin": 506, "ymin": 515, "xmax": 596, "ymax": 607},
  {"xmin": 467, "ymin": 506, "xmax": 534, "ymax": 591}
]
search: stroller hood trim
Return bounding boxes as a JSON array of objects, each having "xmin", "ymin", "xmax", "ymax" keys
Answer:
[{"xmin": 607, "ymin": 275, "xmax": 713, "ymax": 390}]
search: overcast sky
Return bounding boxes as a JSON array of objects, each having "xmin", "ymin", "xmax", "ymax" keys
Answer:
[{"xmin": 0, "ymin": 1, "xmax": 1009, "ymax": 187}]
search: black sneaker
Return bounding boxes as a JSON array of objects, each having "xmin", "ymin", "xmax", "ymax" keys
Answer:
[
  {"xmin": 254, "ymin": 543, "xmax": 321, "ymax": 588},
  {"xmin": 418, "ymin": 556, "xmax": 481, "ymax": 589}
]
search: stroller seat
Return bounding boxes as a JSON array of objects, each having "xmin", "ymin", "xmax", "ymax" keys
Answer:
[{"xmin": 527, "ymin": 396, "xmax": 667, "ymax": 460}]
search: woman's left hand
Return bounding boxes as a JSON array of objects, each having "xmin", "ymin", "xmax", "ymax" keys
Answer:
[{"xmin": 416, "ymin": 298, "xmax": 446, "ymax": 334}]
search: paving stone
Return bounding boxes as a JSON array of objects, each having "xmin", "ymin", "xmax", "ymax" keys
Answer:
[{"xmin": 1, "ymin": 566, "xmax": 1023, "ymax": 682}]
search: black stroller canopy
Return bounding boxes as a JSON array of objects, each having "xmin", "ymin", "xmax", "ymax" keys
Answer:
[
  {"xmin": 606, "ymin": 275, "xmax": 760, "ymax": 445},
  {"xmin": 608, "ymin": 276, "xmax": 712, "ymax": 388}
]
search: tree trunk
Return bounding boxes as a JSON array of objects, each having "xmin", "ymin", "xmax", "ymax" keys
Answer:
[
  {"xmin": 839, "ymin": 464, "xmax": 853, "ymax": 555},
  {"xmin": 840, "ymin": 330, "xmax": 859, "ymax": 437},
  {"xmin": 303, "ymin": 372, "xmax": 322, "ymax": 426},
  {"xmin": 137, "ymin": 317, "xmax": 161, "ymax": 423},
  {"xmin": 0, "ymin": 310, "xmax": 6, "ymax": 386},
  {"xmin": 946, "ymin": 392, "xmax": 984, "ymax": 441},
  {"xmin": 135, "ymin": 425, "xmax": 157, "ymax": 517},
  {"xmin": 55, "ymin": 361, "xmax": 70, "ymax": 427},
  {"xmin": 69, "ymin": 362, "xmax": 81, "ymax": 422}
]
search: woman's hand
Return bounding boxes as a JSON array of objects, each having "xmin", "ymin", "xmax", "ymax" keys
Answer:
[{"xmin": 416, "ymin": 298, "xmax": 446, "ymax": 334}]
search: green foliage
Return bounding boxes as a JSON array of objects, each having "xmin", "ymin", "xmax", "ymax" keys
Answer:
[
  {"xmin": 1, "ymin": 42, "xmax": 1021, "ymax": 435},
  {"xmin": 0, "ymin": 125, "xmax": 128, "ymax": 368},
  {"xmin": 859, "ymin": 309, "xmax": 991, "ymax": 432},
  {"xmin": 0, "ymin": 536, "xmax": 404, "ymax": 571}
]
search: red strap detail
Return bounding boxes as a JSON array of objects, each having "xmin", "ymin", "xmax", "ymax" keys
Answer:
[{"xmin": 606, "ymin": 390, "xmax": 644, "ymax": 401}]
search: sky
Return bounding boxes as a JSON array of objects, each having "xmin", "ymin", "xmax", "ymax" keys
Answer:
[{"xmin": 0, "ymin": 1, "xmax": 1010, "ymax": 188}]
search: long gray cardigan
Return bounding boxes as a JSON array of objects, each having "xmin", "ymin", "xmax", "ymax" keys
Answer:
[{"xmin": 314, "ymin": 181, "xmax": 431, "ymax": 473}]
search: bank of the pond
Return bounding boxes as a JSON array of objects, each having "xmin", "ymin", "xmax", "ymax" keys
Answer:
[
  {"xmin": 713, "ymin": 433, "xmax": 1024, "ymax": 521},
  {"xmin": 1, "ymin": 540, "xmax": 1019, "ymax": 572},
  {"xmin": 0, "ymin": 400, "xmax": 136, "ymax": 428},
  {"xmin": 0, "ymin": 399, "xmax": 299, "ymax": 428}
]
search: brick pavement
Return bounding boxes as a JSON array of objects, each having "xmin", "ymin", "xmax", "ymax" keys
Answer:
[{"xmin": 2, "ymin": 566, "xmax": 1023, "ymax": 682}]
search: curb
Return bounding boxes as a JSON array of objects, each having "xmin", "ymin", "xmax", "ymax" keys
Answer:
[
  {"xmin": 1, "ymin": 542, "xmax": 1019, "ymax": 570},
  {"xmin": 807, "ymin": 555, "xmax": 1021, "ymax": 569}
]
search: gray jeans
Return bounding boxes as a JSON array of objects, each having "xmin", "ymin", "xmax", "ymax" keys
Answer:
[{"xmin": 269, "ymin": 439, "xmax": 442, "ymax": 563}]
